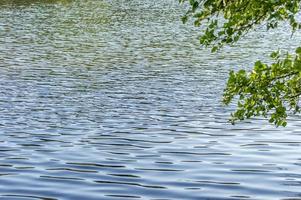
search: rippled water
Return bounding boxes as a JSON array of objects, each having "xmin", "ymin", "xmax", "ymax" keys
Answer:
[{"xmin": 1, "ymin": 0, "xmax": 301, "ymax": 199}]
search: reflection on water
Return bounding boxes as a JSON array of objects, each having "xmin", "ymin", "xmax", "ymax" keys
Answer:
[
  {"xmin": 1, "ymin": 0, "xmax": 301, "ymax": 199},
  {"xmin": 0, "ymin": 0, "xmax": 71, "ymax": 6}
]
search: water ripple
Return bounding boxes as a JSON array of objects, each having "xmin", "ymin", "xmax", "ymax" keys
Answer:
[{"xmin": 1, "ymin": 0, "xmax": 301, "ymax": 199}]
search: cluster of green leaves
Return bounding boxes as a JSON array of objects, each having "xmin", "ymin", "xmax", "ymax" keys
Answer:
[
  {"xmin": 223, "ymin": 49, "xmax": 301, "ymax": 127},
  {"xmin": 180, "ymin": 0, "xmax": 301, "ymax": 52},
  {"xmin": 180, "ymin": 0, "xmax": 301, "ymax": 126}
]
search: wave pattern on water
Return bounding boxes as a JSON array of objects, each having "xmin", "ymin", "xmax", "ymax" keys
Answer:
[{"xmin": 1, "ymin": 0, "xmax": 301, "ymax": 200}]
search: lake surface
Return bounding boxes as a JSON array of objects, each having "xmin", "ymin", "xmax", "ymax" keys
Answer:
[{"xmin": 1, "ymin": 0, "xmax": 301, "ymax": 199}]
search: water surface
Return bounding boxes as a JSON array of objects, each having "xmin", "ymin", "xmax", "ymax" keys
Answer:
[{"xmin": 1, "ymin": 0, "xmax": 301, "ymax": 199}]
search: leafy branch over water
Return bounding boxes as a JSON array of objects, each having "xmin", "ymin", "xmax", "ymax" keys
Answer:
[{"xmin": 180, "ymin": 0, "xmax": 301, "ymax": 126}]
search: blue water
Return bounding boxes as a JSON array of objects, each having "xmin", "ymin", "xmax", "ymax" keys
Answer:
[{"xmin": 1, "ymin": 0, "xmax": 301, "ymax": 199}]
